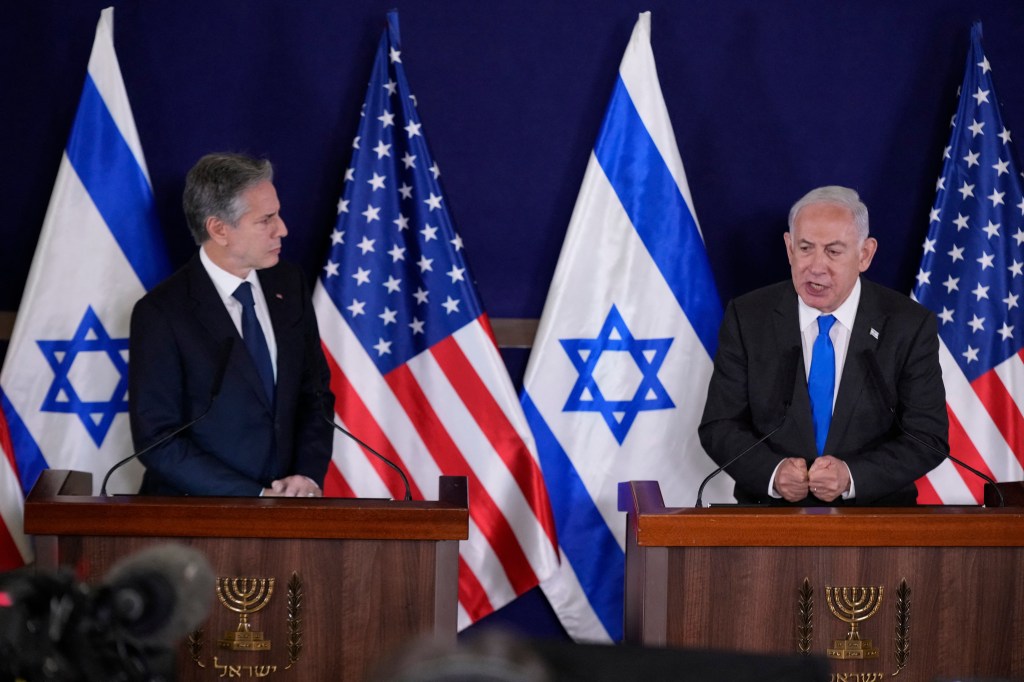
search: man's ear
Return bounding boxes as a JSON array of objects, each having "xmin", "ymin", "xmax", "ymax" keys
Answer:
[
  {"xmin": 205, "ymin": 216, "xmax": 229, "ymax": 246},
  {"xmin": 858, "ymin": 236, "xmax": 878, "ymax": 272}
]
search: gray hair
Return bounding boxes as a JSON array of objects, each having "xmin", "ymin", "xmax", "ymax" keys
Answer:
[
  {"xmin": 183, "ymin": 153, "xmax": 274, "ymax": 244},
  {"xmin": 787, "ymin": 185, "xmax": 869, "ymax": 242}
]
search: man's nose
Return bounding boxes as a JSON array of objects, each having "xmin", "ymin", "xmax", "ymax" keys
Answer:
[{"xmin": 808, "ymin": 249, "xmax": 827, "ymax": 272}]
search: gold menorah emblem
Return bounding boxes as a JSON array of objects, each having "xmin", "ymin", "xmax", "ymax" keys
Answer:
[
  {"xmin": 216, "ymin": 577, "xmax": 275, "ymax": 651},
  {"xmin": 825, "ymin": 586, "xmax": 883, "ymax": 659}
]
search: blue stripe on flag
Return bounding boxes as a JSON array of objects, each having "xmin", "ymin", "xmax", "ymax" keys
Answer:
[
  {"xmin": 594, "ymin": 76, "xmax": 721, "ymax": 357},
  {"xmin": 522, "ymin": 391, "xmax": 624, "ymax": 640},
  {"xmin": 65, "ymin": 75, "xmax": 168, "ymax": 290},
  {"xmin": 0, "ymin": 390, "xmax": 49, "ymax": 495}
]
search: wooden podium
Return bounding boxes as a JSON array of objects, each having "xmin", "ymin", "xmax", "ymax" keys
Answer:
[
  {"xmin": 24, "ymin": 470, "xmax": 468, "ymax": 681},
  {"xmin": 620, "ymin": 481, "xmax": 1024, "ymax": 682}
]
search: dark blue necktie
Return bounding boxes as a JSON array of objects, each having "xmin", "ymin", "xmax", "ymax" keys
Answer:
[
  {"xmin": 808, "ymin": 314, "xmax": 836, "ymax": 455},
  {"xmin": 232, "ymin": 282, "xmax": 275, "ymax": 402}
]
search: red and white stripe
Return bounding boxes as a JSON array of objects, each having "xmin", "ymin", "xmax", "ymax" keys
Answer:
[
  {"xmin": 917, "ymin": 338, "xmax": 1024, "ymax": 504},
  {"xmin": 314, "ymin": 281, "xmax": 559, "ymax": 628},
  {"xmin": 0, "ymin": 415, "xmax": 29, "ymax": 570}
]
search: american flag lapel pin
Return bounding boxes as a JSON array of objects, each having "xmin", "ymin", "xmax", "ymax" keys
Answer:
[
  {"xmin": 870, "ymin": 328, "xmax": 879, "ymax": 340},
  {"xmin": 275, "ymin": 293, "xmax": 284, "ymax": 300}
]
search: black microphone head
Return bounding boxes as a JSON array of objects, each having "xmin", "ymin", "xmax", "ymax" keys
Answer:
[{"xmin": 101, "ymin": 543, "xmax": 215, "ymax": 646}]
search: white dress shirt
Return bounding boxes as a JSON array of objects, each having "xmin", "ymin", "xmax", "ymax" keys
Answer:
[
  {"xmin": 199, "ymin": 246, "xmax": 278, "ymax": 379},
  {"xmin": 768, "ymin": 279, "xmax": 861, "ymax": 499}
]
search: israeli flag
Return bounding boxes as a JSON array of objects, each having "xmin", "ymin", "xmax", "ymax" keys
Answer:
[
  {"xmin": 521, "ymin": 12, "xmax": 726, "ymax": 642},
  {"xmin": 0, "ymin": 7, "xmax": 169, "ymax": 566}
]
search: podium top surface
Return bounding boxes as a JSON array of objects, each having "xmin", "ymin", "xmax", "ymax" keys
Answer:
[
  {"xmin": 24, "ymin": 470, "xmax": 468, "ymax": 541},
  {"xmin": 620, "ymin": 480, "xmax": 1024, "ymax": 547}
]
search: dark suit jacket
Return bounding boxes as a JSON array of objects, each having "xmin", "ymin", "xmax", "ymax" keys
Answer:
[
  {"xmin": 129, "ymin": 255, "xmax": 334, "ymax": 496},
  {"xmin": 698, "ymin": 279, "xmax": 948, "ymax": 506}
]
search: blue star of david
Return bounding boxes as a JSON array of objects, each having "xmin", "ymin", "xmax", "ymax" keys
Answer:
[
  {"xmin": 560, "ymin": 304, "xmax": 675, "ymax": 444},
  {"xmin": 37, "ymin": 306, "xmax": 129, "ymax": 447}
]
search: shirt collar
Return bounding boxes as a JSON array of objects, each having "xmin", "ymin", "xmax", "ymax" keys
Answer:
[
  {"xmin": 797, "ymin": 277, "xmax": 861, "ymax": 332},
  {"xmin": 199, "ymin": 246, "xmax": 259, "ymax": 301}
]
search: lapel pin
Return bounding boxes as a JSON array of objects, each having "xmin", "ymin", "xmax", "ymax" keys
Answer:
[
  {"xmin": 275, "ymin": 293, "xmax": 284, "ymax": 300},
  {"xmin": 870, "ymin": 328, "xmax": 879, "ymax": 339}
]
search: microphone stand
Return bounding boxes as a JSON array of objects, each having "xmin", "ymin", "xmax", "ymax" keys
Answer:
[{"xmin": 317, "ymin": 392, "xmax": 412, "ymax": 501}]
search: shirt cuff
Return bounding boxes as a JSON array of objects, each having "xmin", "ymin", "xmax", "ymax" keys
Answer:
[
  {"xmin": 842, "ymin": 462, "xmax": 856, "ymax": 499},
  {"xmin": 767, "ymin": 460, "xmax": 784, "ymax": 498}
]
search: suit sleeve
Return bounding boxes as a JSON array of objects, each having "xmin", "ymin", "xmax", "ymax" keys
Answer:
[
  {"xmin": 129, "ymin": 296, "xmax": 265, "ymax": 496},
  {"xmin": 843, "ymin": 311, "xmax": 948, "ymax": 503},
  {"xmin": 286, "ymin": 276, "xmax": 334, "ymax": 487},
  {"xmin": 698, "ymin": 299, "xmax": 789, "ymax": 498}
]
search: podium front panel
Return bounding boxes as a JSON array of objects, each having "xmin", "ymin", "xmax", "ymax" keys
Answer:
[
  {"xmin": 25, "ymin": 471, "xmax": 467, "ymax": 682},
  {"xmin": 46, "ymin": 535, "xmax": 454, "ymax": 681},
  {"xmin": 621, "ymin": 481, "xmax": 1024, "ymax": 682}
]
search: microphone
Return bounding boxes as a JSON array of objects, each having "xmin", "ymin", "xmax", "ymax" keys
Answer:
[
  {"xmin": 316, "ymin": 391, "xmax": 413, "ymax": 501},
  {"xmin": 0, "ymin": 543, "xmax": 214, "ymax": 680},
  {"xmin": 101, "ymin": 339, "xmax": 234, "ymax": 496},
  {"xmin": 695, "ymin": 347, "xmax": 800, "ymax": 508},
  {"xmin": 98, "ymin": 543, "xmax": 215, "ymax": 646},
  {"xmin": 862, "ymin": 350, "xmax": 1003, "ymax": 507}
]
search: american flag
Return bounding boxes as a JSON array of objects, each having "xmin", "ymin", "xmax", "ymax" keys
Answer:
[
  {"xmin": 913, "ymin": 22, "xmax": 1024, "ymax": 503},
  {"xmin": 311, "ymin": 11, "xmax": 559, "ymax": 628}
]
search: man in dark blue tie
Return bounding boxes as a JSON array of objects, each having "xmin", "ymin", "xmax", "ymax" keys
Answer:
[
  {"xmin": 699, "ymin": 186, "xmax": 947, "ymax": 505},
  {"xmin": 129, "ymin": 153, "xmax": 334, "ymax": 497}
]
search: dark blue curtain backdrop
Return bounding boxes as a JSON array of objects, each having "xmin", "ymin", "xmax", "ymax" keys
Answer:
[{"xmin": 5, "ymin": 0, "xmax": 1024, "ymax": 637}]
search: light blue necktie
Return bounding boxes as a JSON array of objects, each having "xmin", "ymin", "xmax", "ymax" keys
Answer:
[
  {"xmin": 808, "ymin": 314, "xmax": 836, "ymax": 455},
  {"xmin": 233, "ymin": 282, "xmax": 275, "ymax": 403}
]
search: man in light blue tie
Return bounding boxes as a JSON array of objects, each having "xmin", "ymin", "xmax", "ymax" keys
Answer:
[{"xmin": 699, "ymin": 186, "xmax": 947, "ymax": 506}]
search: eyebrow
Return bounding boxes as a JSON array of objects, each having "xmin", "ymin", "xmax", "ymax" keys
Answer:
[{"xmin": 798, "ymin": 238, "xmax": 847, "ymax": 248}]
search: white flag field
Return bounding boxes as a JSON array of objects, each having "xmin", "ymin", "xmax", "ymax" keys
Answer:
[
  {"xmin": 521, "ymin": 11, "xmax": 726, "ymax": 642},
  {"xmin": 0, "ymin": 6, "xmax": 169, "ymax": 569}
]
